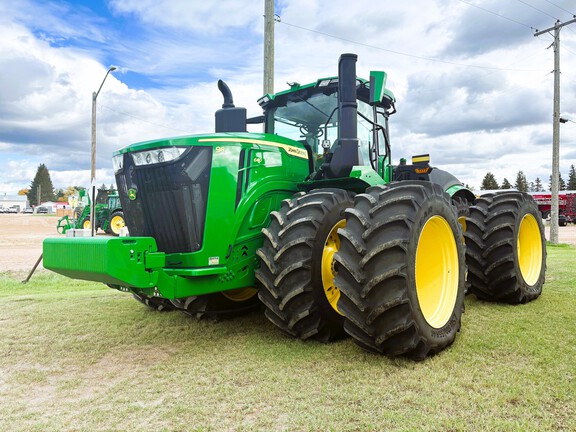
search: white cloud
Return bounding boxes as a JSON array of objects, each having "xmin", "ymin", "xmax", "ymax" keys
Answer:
[{"xmin": 108, "ymin": 0, "xmax": 262, "ymax": 33}]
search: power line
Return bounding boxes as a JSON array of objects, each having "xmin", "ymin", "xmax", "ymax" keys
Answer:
[
  {"xmin": 277, "ymin": 18, "xmax": 545, "ymax": 72},
  {"xmin": 457, "ymin": 0, "xmax": 537, "ymax": 30},
  {"xmin": 515, "ymin": 0, "xmax": 559, "ymax": 20},
  {"xmin": 541, "ymin": 0, "xmax": 575, "ymax": 17},
  {"xmin": 563, "ymin": 45, "xmax": 576, "ymax": 57}
]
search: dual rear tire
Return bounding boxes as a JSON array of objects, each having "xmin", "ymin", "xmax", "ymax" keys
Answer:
[{"xmin": 464, "ymin": 192, "xmax": 546, "ymax": 303}]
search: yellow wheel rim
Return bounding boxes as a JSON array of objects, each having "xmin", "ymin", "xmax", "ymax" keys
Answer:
[
  {"xmin": 321, "ymin": 220, "xmax": 346, "ymax": 315},
  {"xmin": 458, "ymin": 216, "xmax": 467, "ymax": 234},
  {"xmin": 415, "ymin": 216, "xmax": 459, "ymax": 328},
  {"xmin": 222, "ymin": 288, "xmax": 258, "ymax": 302},
  {"xmin": 517, "ymin": 214, "xmax": 543, "ymax": 286},
  {"xmin": 110, "ymin": 215, "xmax": 125, "ymax": 234},
  {"xmin": 457, "ymin": 215, "xmax": 467, "ymax": 245},
  {"xmin": 83, "ymin": 220, "xmax": 91, "ymax": 229}
]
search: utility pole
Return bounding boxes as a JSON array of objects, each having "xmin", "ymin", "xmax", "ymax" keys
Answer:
[
  {"xmin": 263, "ymin": 0, "xmax": 274, "ymax": 95},
  {"xmin": 534, "ymin": 18, "xmax": 576, "ymax": 244}
]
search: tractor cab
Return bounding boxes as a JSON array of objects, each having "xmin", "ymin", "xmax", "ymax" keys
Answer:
[
  {"xmin": 257, "ymin": 65, "xmax": 396, "ymax": 181},
  {"xmin": 107, "ymin": 193, "xmax": 121, "ymax": 212},
  {"xmin": 214, "ymin": 54, "xmax": 396, "ymax": 185}
]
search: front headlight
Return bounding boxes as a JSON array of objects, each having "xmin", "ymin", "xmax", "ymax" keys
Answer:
[{"xmin": 131, "ymin": 147, "xmax": 186, "ymax": 166}]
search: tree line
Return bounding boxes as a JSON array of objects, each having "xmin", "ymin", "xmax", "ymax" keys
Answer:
[
  {"xmin": 19, "ymin": 164, "xmax": 115, "ymax": 206},
  {"xmin": 17, "ymin": 163, "xmax": 576, "ymax": 207},
  {"xmin": 481, "ymin": 164, "xmax": 576, "ymax": 192}
]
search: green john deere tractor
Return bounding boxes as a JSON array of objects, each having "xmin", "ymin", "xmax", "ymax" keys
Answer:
[
  {"xmin": 44, "ymin": 54, "xmax": 546, "ymax": 360},
  {"xmin": 57, "ymin": 188, "xmax": 126, "ymax": 236}
]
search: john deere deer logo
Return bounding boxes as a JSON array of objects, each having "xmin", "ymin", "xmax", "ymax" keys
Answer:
[{"xmin": 128, "ymin": 189, "xmax": 137, "ymax": 200}]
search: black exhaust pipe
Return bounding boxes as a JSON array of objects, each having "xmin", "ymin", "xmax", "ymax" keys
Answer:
[
  {"xmin": 215, "ymin": 79, "xmax": 247, "ymax": 133},
  {"xmin": 217, "ymin": 80, "xmax": 235, "ymax": 108},
  {"xmin": 326, "ymin": 53, "xmax": 359, "ymax": 178}
]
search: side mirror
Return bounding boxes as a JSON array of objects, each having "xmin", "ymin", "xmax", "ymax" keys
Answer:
[{"xmin": 369, "ymin": 71, "xmax": 387, "ymax": 105}]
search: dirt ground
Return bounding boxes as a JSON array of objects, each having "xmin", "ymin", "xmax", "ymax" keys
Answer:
[
  {"xmin": 0, "ymin": 213, "xmax": 575, "ymax": 273},
  {"xmin": 0, "ymin": 214, "xmax": 103, "ymax": 273}
]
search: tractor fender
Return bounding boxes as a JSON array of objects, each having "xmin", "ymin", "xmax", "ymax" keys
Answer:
[{"xmin": 429, "ymin": 168, "xmax": 475, "ymax": 204}]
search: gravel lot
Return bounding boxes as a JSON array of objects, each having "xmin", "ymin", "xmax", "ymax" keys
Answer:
[
  {"xmin": 0, "ymin": 214, "xmax": 100, "ymax": 273},
  {"xmin": 0, "ymin": 213, "xmax": 574, "ymax": 273}
]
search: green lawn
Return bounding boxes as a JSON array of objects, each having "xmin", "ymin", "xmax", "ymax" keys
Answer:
[{"xmin": 0, "ymin": 245, "xmax": 574, "ymax": 431}]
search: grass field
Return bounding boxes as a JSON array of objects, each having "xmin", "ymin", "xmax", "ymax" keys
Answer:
[{"xmin": 0, "ymin": 245, "xmax": 574, "ymax": 431}]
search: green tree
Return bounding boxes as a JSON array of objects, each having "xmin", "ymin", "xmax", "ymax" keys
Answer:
[
  {"xmin": 501, "ymin": 178, "xmax": 512, "ymax": 189},
  {"xmin": 27, "ymin": 164, "xmax": 56, "ymax": 206},
  {"xmin": 548, "ymin": 173, "xmax": 567, "ymax": 191},
  {"xmin": 568, "ymin": 164, "xmax": 576, "ymax": 190},
  {"xmin": 480, "ymin": 172, "xmax": 499, "ymax": 190},
  {"xmin": 55, "ymin": 186, "xmax": 79, "ymax": 203},
  {"xmin": 55, "ymin": 189, "xmax": 65, "ymax": 202},
  {"xmin": 534, "ymin": 177, "xmax": 544, "ymax": 192},
  {"xmin": 514, "ymin": 171, "xmax": 528, "ymax": 192}
]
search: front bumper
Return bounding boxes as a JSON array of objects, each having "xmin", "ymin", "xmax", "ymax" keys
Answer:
[{"xmin": 42, "ymin": 237, "xmax": 232, "ymax": 299}]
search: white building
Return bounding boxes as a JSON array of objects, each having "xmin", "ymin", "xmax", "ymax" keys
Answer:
[{"xmin": 0, "ymin": 193, "xmax": 28, "ymax": 212}]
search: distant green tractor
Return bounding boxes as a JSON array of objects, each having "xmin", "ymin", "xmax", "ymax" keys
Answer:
[
  {"xmin": 44, "ymin": 54, "xmax": 546, "ymax": 360},
  {"xmin": 57, "ymin": 189, "xmax": 125, "ymax": 236}
]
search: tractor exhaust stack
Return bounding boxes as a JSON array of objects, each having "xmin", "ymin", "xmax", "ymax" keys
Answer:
[{"xmin": 215, "ymin": 79, "xmax": 247, "ymax": 133}]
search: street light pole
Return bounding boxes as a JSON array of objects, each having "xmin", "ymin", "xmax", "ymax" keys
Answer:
[{"xmin": 90, "ymin": 66, "xmax": 116, "ymax": 237}]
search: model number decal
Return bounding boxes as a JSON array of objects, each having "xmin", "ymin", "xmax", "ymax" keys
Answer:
[{"xmin": 199, "ymin": 138, "xmax": 308, "ymax": 160}]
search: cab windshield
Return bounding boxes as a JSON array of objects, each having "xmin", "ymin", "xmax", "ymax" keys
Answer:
[{"xmin": 267, "ymin": 90, "xmax": 385, "ymax": 168}]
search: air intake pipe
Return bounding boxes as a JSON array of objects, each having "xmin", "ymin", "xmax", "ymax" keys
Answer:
[{"xmin": 215, "ymin": 79, "xmax": 247, "ymax": 132}]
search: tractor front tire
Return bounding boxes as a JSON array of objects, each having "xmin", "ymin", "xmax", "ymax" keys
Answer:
[
  {"xmin": 256, "ymin": 188, "xmax": 355, "ymax": 342},
  {"xmin": 132, "ymin": 291, "xmax": 175, "ymax": 312},
  {"xmin": 464, "ymin": 192, "xmax": 546, "ymax": 303},
  {"xmin": 107, "ymin": 210, "xmax": 125, "ymax": 236},
  {"xmin": 80, "ymin": 217, "xmax": 91, "ymax": 230},
  {"xmin": 170, "ymin": 289, "xmax": 260, "ymax": 320},
  {"xmin": 335, "ymin": 182, "xmax": 466, "ymax": 360}
]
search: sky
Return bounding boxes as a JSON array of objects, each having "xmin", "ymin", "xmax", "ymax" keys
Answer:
[{"xmin": 1, "ymin": 0, "xmax": 576, "ymax": 194}]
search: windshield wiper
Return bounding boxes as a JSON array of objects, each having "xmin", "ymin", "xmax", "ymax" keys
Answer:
[{"xmin": 293, "ymin": 94, "xmax": 331, "ymax": 119}]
